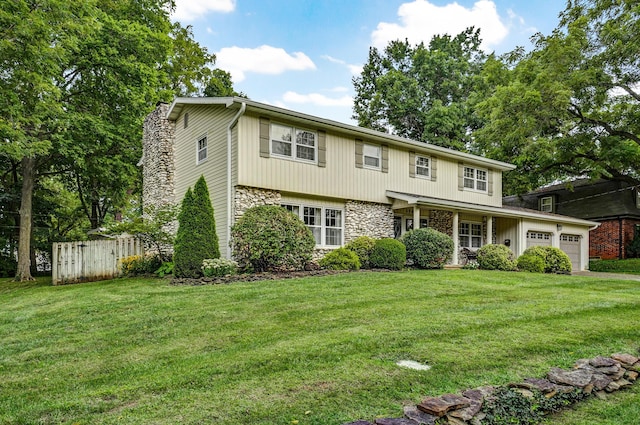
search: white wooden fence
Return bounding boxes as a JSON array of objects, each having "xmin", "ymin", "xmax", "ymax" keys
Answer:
[{"xmin": 52, "ymin": 238, "xmax": 143, "ymax": 285}]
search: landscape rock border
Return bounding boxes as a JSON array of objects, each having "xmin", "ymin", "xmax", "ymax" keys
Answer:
[{"xmin": 343, "ymin": 353, "xmax": 639, "ymax": 425}]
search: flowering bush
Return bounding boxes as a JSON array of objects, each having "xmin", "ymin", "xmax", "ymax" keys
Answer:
[
  {"xmin": 202, "ymin": 258, "xmax": 238, "ymax": 277},
  {"xmin": 120, "ymin": 254, "xmax": 162, "ymax": 276}
]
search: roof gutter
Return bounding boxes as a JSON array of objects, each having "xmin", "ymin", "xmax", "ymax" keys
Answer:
[{"xmin": 226, "ymin": 101, "xmax": 246, "ymax": 258}]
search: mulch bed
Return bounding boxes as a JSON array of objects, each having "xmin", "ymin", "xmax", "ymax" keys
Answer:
[{"xmin": 170, "ymin": 268, "xmax": 395, "ymax": 286}]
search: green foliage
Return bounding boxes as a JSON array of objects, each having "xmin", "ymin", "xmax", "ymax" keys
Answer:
[
  {"xmin": 0, "ymin": 254, "xmax": 17, "ymax": 278},
  {"xmin": 319, "ymin": 248, "xmax": 361, "ymax": 271},
  {"xmin": 402, "ymin": 228, "xmax": 453, "ymax": 269},
  {"xmin": 369, "ymin": 238, "xmax": 406, "ymax": 270},
  {"xmin": 230, "ymin": 205, "xmax": 315, "ymax": 272},
  {"xmin": 120, "ymin": 254, "xmax": 162, "ymax": 277},
  {"xmin": 155, "ymin": 262, "xmax": 174, "ymax": 278},
  {"xmin": 173, "ymin": 176, "xmax": 220, "ymax": 278},
  {"xmin": 589, "ymin": 258, "xmax": 640, "ymax": 273},
  {"xmin": 106, "ymin": 203, "xmax": 178, "ymax": 262},
  {"xmin": 520, "ymin": 246, "xmax": 572, "ymax": 273},
  {"xmin": 517, "ymin": 254, "xmax": 546, "ymax": 273},
  {"xmin": 544, "ymin": 246, "xmax": 572, "ymax": 273},
  {"xmin": 352, "ymin": 28, "xmax": 485, "ymax": 150},
  {"xmin": 344, "ymin": 236, "xmax": 376, "ymax": 269},
  {"xmin": 202, "ymin": 258, "xmax": 238, "ymax": 277},
  {"xmin": 627, "ymin": 236, "xmax": 640, "ymax": 258},
  {"xmin": 476, "ymin": 244, "xmax": 517, "ymax": 271}
]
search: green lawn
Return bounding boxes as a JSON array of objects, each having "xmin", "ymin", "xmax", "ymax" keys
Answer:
[{"xmin": 1, "ymin": 270, "xmax": 639, "ymax": 425}]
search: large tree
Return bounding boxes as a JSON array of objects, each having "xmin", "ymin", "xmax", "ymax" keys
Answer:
[
  {"xmin": 0, "ymin": 0, "xmax": 224, "ymax": 281},
  {"xmin": 473, "ymin": 0, "xmax": 640, "ymax": 194},
  {"xmin": 352, "ymin": 28, "xmax": 486, "ymax": 151}
]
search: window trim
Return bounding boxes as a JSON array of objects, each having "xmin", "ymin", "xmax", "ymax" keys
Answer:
[
  {"xmin": 459, "ymin": 221, "xmax": 483, "ymax": 249},
  {"xmin": 462, "ymin": 166, "xmax": 488, "ymax": 193},
  {"xmin": 362, "ymin": 143, "xmax": 381, "ymax": 170},
  {"xmin": 270, "ymin": 123, "xmax": 318, "ymax": 164},
  {"xmin": 281, "ymin": 203, "xmax": 344, "ymax": 248},
  {"xmin": 540, "ymin": 196, "xmax": 553, "ymax": 213},
  {"xmin": 415, "ymin": 155, "xmax": 431, "ymax": 179},
  {"xmin": 196, "ymin": 134, "xmax": 208, "ymax": 165}
]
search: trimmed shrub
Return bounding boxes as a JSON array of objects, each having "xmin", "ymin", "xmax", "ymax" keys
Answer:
[
  {"xmin": 174, "ymin": 176, "xmax": 220, "ymax": 278},
  {"xmin": 202, "ymin": 258, "xmax": 238, "ymax": 277},
  {"xmin": 369, "ymin": 238, "xmax": 406, "ymax": 270},
  {"xmin": 344, "ymin": 236, "xmax": 376, "ymax": 268},
  {"xmin": 230, "ymin": 205, "xmax": 315, "ymax": 272},
  {"xmin": 402, "ymin": 228, "xmax": 453, "ymax": 269},
  {"xmin": 319, "ymin": 248, "xmax": 361, "ymax": 271},
  {"xmin": 476, "ymin": 244, "xmax": 516, "ymax": 271},
  {"xmin": 627, "ymin": 236, "xmax": 640, "ymax": 258},
  {"xmin": 520, "ymin": 246, "xmax": 572, "ymax": 273},
  {"xmin": 544, "ymin": 247, "xmax": 572, "ymax": 273},
  {"xmin": 516, "ymin": 254, "xmax": 545, "ymax": 273}
]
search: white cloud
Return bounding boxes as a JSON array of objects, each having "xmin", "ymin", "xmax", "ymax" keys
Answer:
[
  {"xmin": 216, "ymin": 45, "xmax": 316, "ymax": 82},
  {"xmin": 172, "ymin": 0, "xmax": 235, "ymax": 22},
  {"xmin": 282, "ymin": 91, "xmax": 353, "ymax": 107},
  {"xmin": 321, "ymin": 55, "xmax": 363, "ymax": 76},
  {"xmin": 328, "ymin": 86, "xmax": 350, "ymax": 93},
  {"xmin": 371, "ymin": 0, "xmax": 509, "ymax": 51}
]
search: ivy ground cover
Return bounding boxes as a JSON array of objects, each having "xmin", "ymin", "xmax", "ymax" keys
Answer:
[{"xmin": 0, "ymin": 270, "xmax": 639, "ymax": 424}]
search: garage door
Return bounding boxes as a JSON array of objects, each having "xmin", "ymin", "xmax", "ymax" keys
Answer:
[
  {"xmin": 560, "ymin": 234, "xmax": 581, "ymax": 271},
  {"xmin": 526, "ymin": 231, "xmax": 552, "ymax": 248}
]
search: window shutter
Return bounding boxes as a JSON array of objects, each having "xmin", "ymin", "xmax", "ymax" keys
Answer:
[
  {"xmin": 431, "ymin": 156, "xmax": 437, "ymax": 182},
  {"xmin": 259, "ymin": 117, "xmax": 270, "ymax": 158},
  {"xmin": 487, "ymin": 169, "xmax": 493, "ymax": 196},
  {"xmin": 409, "ymin": 151, "xmax": 415, "ymax": 178},
  {"xmin": 355, "ymin": 139, "xmax": 363, "ymax": 168},
  {"xmin": 458, "ymin": 162, "xmax": 464, "ymax": 191},
  {"xmin": 381, "ymin": 145, "xmax": 389, "ymax": 173},
  {"xmin": 317, "ymin": 130, "xmax": 326, "ymax": 167}
]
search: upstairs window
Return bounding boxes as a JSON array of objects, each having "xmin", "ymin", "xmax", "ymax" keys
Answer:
[
  {"xmin": 271, "ymin": 123, "xmax": 317, "ymax": 163},
  {"xmin": 463, "ymin": 166, "xmax": 487, "ymax": 192},
  {"xmin": 196, "ymin": 136, "xmax": 207, "ymax": 164},
  {"xmin": 416, "ymin": 155, "xmax": 430, "ymax": 178},
  {"xmin": 540, "ymin": 196, "xmax": 553, "ymax": 213},
  {"xmin": 363, "ymin": 143, "xmax": 381, "ymax": 169}
]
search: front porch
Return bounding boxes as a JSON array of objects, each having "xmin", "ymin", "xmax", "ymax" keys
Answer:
[{"xmin": 386, "ymin": 190, "xmax": 595, "ymax": 270}]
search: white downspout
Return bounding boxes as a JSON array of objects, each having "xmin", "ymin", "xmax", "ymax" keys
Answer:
[{"xmin": 226, "ymin": 102, "xmax": 246, "ymax": 258}]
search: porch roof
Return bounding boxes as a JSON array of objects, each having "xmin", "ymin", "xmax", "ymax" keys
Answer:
[{"xmin": 385, "ymin": 191, "xmax": 600, "ymax": 228}]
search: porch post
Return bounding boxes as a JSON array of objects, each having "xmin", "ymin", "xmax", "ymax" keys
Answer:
[
  {"xmin": 452, "ymin": 211, "xmax": 459, "ymax": 265},
  {"xmin": 413, "ymin": 205, "xmax": 421, "ymax": 230},
  {"xmin": 486, "ymin": 215, "xmax": 493, "ymax": 245}
]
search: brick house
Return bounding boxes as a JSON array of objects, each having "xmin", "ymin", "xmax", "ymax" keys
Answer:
[
  {"xmin": 503, "ymin": 179, "xmax": 640, "ymax": 260},
  {"xmin": 142, "ymin": 97, "xmax": 598, "ymax": 270}
]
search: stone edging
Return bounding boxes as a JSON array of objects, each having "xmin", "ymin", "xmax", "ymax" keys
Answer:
[{"xmin": 343, "ymin": 353, "xmax": 639, "ymax": 425}]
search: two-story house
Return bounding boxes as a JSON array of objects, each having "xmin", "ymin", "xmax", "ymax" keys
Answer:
[
  {"xmin": 142, "ymin": 97, "xmax": 597, "ymax": 270},
  {"xmin": 503, "ymin": 179, "xmax": 640, "ymax": 260}
]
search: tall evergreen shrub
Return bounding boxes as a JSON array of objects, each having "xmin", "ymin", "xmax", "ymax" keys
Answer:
[{"xmin": 173, "ymin": 176, "xmax": 220, "ymax": 278}]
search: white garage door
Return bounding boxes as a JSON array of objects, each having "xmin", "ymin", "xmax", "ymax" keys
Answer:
[
  {"xmin": 560, "ymin": 234, "xmax": 581, "ymax": 271},
  {"xmin": 526, "ymin": 231, "xmax": 552, "ymax": 248}
]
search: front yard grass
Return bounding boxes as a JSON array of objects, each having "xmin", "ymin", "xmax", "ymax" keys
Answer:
[{"xmin": 1, "ymin": 270, "xmax": 639, "ymax": 424}]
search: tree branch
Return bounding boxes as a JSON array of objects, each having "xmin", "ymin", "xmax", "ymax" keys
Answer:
[{"xmin": 568, "ymin": 103, "xmax": 640, "ymax": 145}]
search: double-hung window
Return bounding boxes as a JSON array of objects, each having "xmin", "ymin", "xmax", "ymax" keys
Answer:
[
  {"xmin": 282, "ymin": 204, "xmax": 343, "ymax": 247},
  {"xmin": 459, "ymin": 222, "xmax": 482, "ymax": 249},
  {"xmin": 416, "ymin": 155, "xmax": 430, "ymax": 178},
  {"xmin": 196, "ymin": 135, "xmax": 207, "ymax": 164},
  {"xmin": 271, "ymin": 123, "xmax": 317, "ymax": 163},
  {"xmin": 363, "ymin": 143, "xmax": 381, "ymax": 169},
  {"xmin": 463, "ymin": 166, "xmax": 487, "ymax": 192}
]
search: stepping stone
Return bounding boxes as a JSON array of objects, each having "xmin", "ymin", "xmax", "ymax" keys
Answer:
[
  {"xmin": 611, "ymin": 353, "xmax": 639, "ymax": 367},
  {"xmin": 548, "ymin": 367, "xmax": 594, "ymax": 388},
  {"xmin": 590, "ymin": 373, "xmax": 613, "ymax": 391},
  {"xmin": 589, "ymin": 356, "xmax": 618, "ymax": 368},
  {"xmin": 417, "ymin": 394, "xmax": 470, "ymax": 417},
  {"xmin": 403, "ymin": 406, "xmax": 438, "ymax": 425},
  {"xmin": 521, "ymin": 378, "xmax": 556, "ymax": 393}
]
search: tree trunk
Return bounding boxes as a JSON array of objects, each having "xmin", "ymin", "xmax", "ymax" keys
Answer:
[{"xmin": 15, "ymin": 157, "xmax": 36, "ymax": 281}]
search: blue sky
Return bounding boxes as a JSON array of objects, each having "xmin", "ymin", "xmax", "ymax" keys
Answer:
[{"xmin": 171, "ymin": 0, "xmax": 567, "ymax": 124}]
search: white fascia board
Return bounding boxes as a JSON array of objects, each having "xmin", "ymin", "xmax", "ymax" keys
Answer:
[
  {"xmin": 386, "ymin": 190, "xmax": 599, "ymax": 227},
  {"xmin": 166, "ymin": 97, "xmax": 516, "ymax": 172}
]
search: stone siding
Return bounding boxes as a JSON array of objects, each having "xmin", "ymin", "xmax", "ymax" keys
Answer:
[
  {"xmin": 233, "ymin": 186, "xmax": 282, "ymax": 221},
  {"xmin": 429, "ymin": 210, "xmax": 454, "ymax": 237},
  {"xmin": 344, "ymin": 201, "xmax": 394, "ymax": 243},
  {"xmin": 142, "ymin": 103, "xmax": 176, "ymax": 212}
]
